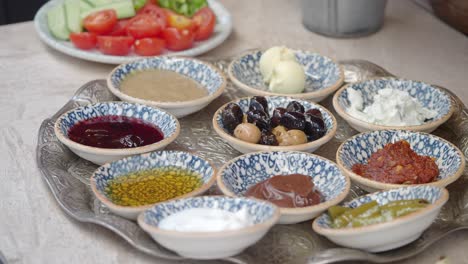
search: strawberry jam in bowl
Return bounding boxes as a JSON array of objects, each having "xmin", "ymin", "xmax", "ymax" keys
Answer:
[
  {"xmin": 67, "ymin": 115, "xmax": 165, "ymax": 149},
  {"xmin": 54, "ymin": 101, "xmax": 180, "ymax": 165}
]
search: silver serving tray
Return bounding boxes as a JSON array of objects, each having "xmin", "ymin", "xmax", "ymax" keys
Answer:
[{"xmin": 36, "ymin": 59, "xmax": 468, "ymax": 264}]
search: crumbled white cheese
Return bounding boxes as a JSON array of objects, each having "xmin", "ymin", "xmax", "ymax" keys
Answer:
[{"xmin": 346, "ymin": 88, "xmax": 437, "ymax": 126}]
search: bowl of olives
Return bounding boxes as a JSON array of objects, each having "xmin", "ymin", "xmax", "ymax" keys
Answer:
[{"xmin": 212, "ymin": 96, "xmax": 337, "ymax": 154}]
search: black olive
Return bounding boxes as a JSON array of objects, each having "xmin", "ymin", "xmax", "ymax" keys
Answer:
[
  {"xmin": 249, "ymin": 96, "xmax": 269, "ymax": 113},
  {"xmin": 249, "ymin": 100, "xmax": 268, "ymax": 116},
  {"xmin": 271, "ymin": 107, "xmax": 287, "ymax": 127},
  {"xmin": 304, "ymin": 115, "xmax": 326, "ymax": 141},
  {"xmin": 221, "ymin": 103, "xmax": 243, "ymax": 133},
  {"xmin": 286, "ymin": 101, "xmax": 305, "ymax": 113},
  {"xmin": 280, "ymin": 112, "xmax": 306, "ymax": 130},
  {"xmin": 247, "ymin": 109, "xmax": 271, "ymax": 131},
  {"xmin": 259, "ymin": 131, "xmax": 279, "ymax": 146},
  {"xmin": 305, "ymin": 108, "xmax": 323, "ymax": 119}
]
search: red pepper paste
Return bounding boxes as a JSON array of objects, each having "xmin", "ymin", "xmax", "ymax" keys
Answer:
[{"xmin": 352, "ymin": 140, "xmax": 439, "ymax": 184}]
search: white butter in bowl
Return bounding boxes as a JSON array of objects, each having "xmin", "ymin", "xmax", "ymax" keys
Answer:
[{"xmin": 259, "ymin": 46, "xmax": 306, "ymax": 94}]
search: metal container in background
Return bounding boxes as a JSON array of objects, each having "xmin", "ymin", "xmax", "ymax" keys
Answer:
[{"xmin": 301, "ymin": 0, "xmax": 388, "ymax": 38}]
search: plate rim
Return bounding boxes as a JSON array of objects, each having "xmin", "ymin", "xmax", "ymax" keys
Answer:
[{"xmin": 33, "ymin": 0, "xmax": 233, "ymax": 64}]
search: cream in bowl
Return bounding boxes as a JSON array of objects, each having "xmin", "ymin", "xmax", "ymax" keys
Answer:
[
  {"xmin": 91, "ymin": 150, "xmax": 216, "ymax": 220},
  {"xmin": 313, "ymin": 186, "xmax": 449, "ymax": 252},
  {"xmin": 138, "ymin": 196, "xmax": 280, "ymax": 259},
  {"xmin": 107, "ymin": 57, "xmax": 227, "ymax": 118},
  {"xmin": 333, "ymin": 78, "xmax": 453, "ymax": 133},
  {"xmin": 217, "ymin": 151, "xmax": 350, "ymax": 224},
  {"xmin": 54, "ymin": 101, "xmax": 180, "ymax": 165}
]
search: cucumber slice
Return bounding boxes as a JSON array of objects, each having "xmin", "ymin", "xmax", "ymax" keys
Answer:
[
  {"xmin": 65, "ymin": 0, "xmax": 82, "ymax": 33},
  {"xmin": 88, "ymin": 0, "xmax": 113, "ymax": 6},
  {"xmin": 47, "ymin": 4, "xmax": 70, "ymax": 40},
  {"xmin": 80, "ymin": 0, "xmax": 94, "ymax": 12},
  {"xmin": 80, "ymin": 0, "xmax": 136, "ymax": 20}
]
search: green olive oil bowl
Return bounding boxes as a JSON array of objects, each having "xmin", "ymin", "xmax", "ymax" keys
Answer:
[{"xmin": 90, "ymin": 150, "xmax": 216, "ymax": 220}]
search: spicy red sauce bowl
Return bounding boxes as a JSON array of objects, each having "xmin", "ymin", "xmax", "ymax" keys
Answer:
[
  {"xmin": 336, "ymin": 130, "xmax": 465, "ymax": 192},
  {"xmin": 54, "ymin": 102, "xmax": 180, "ymax": 165}
]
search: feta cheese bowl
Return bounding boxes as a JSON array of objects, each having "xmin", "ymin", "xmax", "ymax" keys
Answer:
[{"xmin": 332, "ymin": 78, "xmax": 454, "ymax": 133}]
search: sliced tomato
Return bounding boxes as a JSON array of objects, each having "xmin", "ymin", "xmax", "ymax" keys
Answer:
[
  {"xmin": 70, "ymin": 32, "xmax": 97, "ymax": 50},
  {"xmin": 83, "ymin": 10, "xmax": 118, "ymax": 34},
  {"xmin": 134, "ymin": 38, "xmax": 165, "ymax": 56},
  {"xmin": 137, "ymin": 4, "xmax": 167, "ymax": 28},
  {"xmin": 167, "ymin": 13, "xmax": 196, "ymax": 31},
  {"xmin": 162, "ymin": 27, "xmax": 194, "ymax": 51},
  {"xmin": 193, "ymin": 7, "xmax": 216, "ymax": 41},
  {"xmin": 97, "ymin": 36, "xmax": 134, "ymax": 55},
  {"xmin": 107, "ymin": 19, "xmax": 130, "ymax": 36},
  {"xmin": 126, "ymin": 14, "xmax": 163, "ymax": 39}
]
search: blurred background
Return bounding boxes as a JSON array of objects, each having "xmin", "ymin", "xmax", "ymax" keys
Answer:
[
  {"xmin": 0, "ymin": 0, "xmax": 466, "ymax": 35},
  {"xmin": 0, "ymin": 0, "xmax": 48, "ymax": 25}
]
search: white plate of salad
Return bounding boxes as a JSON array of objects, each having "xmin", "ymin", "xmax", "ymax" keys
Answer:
[{"xmin": 34, "ymin": 0, "xmax": 232, "ymax": 64}]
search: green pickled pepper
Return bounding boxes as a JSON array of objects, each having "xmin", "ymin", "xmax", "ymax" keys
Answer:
[
  {"xmin": 332, "ymin": 201, "xmax": 379, "ymax": 228},
  {"xmin": 330, "ymin": 199, "xmax": 430, "ymax": 229},
  {"xmin": 328, "ymin": 206, "xmax": 350, "ymax": 221}
]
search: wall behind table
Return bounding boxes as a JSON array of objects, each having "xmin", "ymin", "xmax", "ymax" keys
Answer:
[{"xmin": 0, "ymin": 0, "xmax": 48, "ymax": 25}]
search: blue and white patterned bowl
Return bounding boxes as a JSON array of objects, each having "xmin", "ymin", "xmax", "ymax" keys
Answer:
[
  {"xmin": 212, "ymin": 96, "xmax": 337, "ymax": 154},
  {"xmin": 313, "ymin": 186, "xmax": 449, "ymax": 252},
  {"xmin": 107, "ymin": 57, "xmax": 227, "ymax": 117},
  {"xmin": 228, "ymin": 49, "xmax": 344, "ymax": 102},
  {"xmin": 336, "ymin": 130, "xmax": 465, "ymax": 192},
  {"xmin": 217, "ymin": 151, "xmax": 350, "ymax": 224},
  {"xmin": 54, "ymin": 102, "xmax": 180, "ymax": 165},
  {"xmin": 137, "ymin": 196, "xmax": 280, "ymax": 259},
  {"xmin": 91, "ymin": 151, "xmax": 216, "ymax": 220},
  {"xmin": 332, "ymin": 78, "xmax": 454, "ymax": 133}
]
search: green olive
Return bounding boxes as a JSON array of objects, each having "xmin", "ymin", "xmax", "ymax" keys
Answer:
[
  {"xmin": 278, "ymin": 129, "xmax": 308, "ymax": 146},
  {"xmin": 234, "ymin": 123, "xmax": 261, "ymax": 143},
  {"xmin": 272, "ymin": 125, "xmax": 287, "ymax": 137}
]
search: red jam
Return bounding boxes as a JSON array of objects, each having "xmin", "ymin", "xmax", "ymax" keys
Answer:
[{"xmin": 68, "ymin": 115, "xmax": 164, "ymax": 149}]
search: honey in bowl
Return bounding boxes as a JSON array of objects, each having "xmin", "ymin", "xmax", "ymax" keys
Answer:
[
  {"xmin": 120, "ymin": 69, "xmax": 208, "ymax": 102},
  {"xmin": 105, "ymin": 166, "xmax": 203, "ymax": 207}
]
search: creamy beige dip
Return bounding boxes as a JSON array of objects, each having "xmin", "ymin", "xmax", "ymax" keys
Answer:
[{"xmin": 121, "ymin": 69, "xmax": 208, "ymax": 102}]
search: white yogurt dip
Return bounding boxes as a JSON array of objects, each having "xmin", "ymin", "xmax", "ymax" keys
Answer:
[
  {"xmin": 346, "ymin": 88, "xmax": 437, "ymax": 126},
  {"xmin": 158, "ymin": 208, "xmax": 253, "ymax": 232}
]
